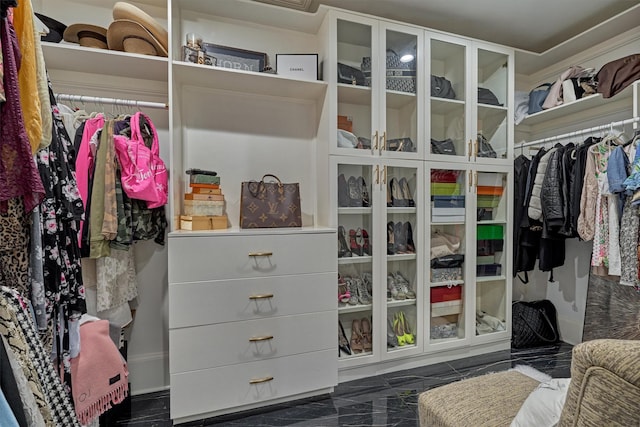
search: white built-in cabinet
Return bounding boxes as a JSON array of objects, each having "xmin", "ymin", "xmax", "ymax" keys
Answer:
[{"xmin": 36, "ymin": 0, "xmax": 515, "ymax": 422}]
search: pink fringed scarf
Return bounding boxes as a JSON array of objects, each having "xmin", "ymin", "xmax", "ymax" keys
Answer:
[{"xmin": 70, "ymin": 319, "xmax": 128, "ymax": 425}]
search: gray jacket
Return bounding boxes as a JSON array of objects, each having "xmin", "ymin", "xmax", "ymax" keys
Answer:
[{"xmin": 528, "ymin": 147, "xmax": 558, "ymax": 220}]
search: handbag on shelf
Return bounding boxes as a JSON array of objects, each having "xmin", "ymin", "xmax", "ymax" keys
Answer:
[
  {"xmin": 113, "ymin": 112, "xmax": 168, "ymax": 208},
  {"xmin": 527, "ymin": 83, "xmax": 552, "ymax": 114},
  {"xmin": 512, "ymin": 299, "xmax": 560, "ymax": 348},
  {"xmin": 431, "ymin": 138, "xmax": 456, "ymax": 155},
  {"xmin": 240, "ymin": 174, "xmax": 302, "ymax": 229},
  {"xmin": 337, "ymin": 63, "xmax": 365, "ymax": 86},
  {"xmin": 476, "ymin": 134, "xmax": 497, "ymax": 158}
]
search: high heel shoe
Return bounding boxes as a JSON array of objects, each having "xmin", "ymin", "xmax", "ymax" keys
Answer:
[
  {"xmin": 345, "ymin": 278, "xmax": 359, "ymax": 305},
  {"xmin": 393, "ymin": 272, "xmax": 416, "ymax": 299},
  {"xmin": 349, "ymin": 228, "xmax": 363, "ymax": 256},
  {"xmin": 338, "ymin": 320, "xmax": 352, "ymax": 356},
  {"xmin": 390, "ymin": 178, "xmax": 407, "ymax": 207},
  {"xmin": 398, "ymin": 311, "xmax": 415, "ymax": 345},
  {"xmin": 338, "ymin": 226, "xmax": 352, "ymax": 258},
  {"xmin": 404, "ymin": 221, "xmax": 415, "ymax": 253},
  {"xmin": 350, "ymin": 319, "xmax": 364, "ymax": 353},
  {"xmin": 394, "ymin": 221, "xmax": 407, "ymax": 254},
  {"xmin": 387, "ymin": 317, "xmax": 398, "ymax": 348},
  {"xmin": 348, "ymin": 176, "xmax": 362, "ymax": 207},
  {"xmin": 393, "ymin": 313, "xmax": 407, "ymax": 346},
  {"xmin": 398, "ymin": 177, "xmax": 415, "ymax": 207},
  {"xmin": 353, "ymin": 277, "xmax": 371, "ymax": 305},
  {"xmin": 360, "ymin": 228, "xmax": 372, "ymax": 256},
  {"xmin": 387, "ymin": 221, "xmax": 396, "ymax": 255},
  {"xmin": 361, "ymin": 317, "xmax": 373, "ymax": 352},
  {"xmin": 338, "ymin": 275, "xmax": 351, "ymax": 304},
  {"xmin": 359, "ymin": 176, "xmax": 370, "ymax": 207},
  {"xmin": 338, "ymin": 174, "xmax": 350, "ymax": 207}
]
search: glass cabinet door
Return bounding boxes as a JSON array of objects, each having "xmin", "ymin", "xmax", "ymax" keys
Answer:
[
  {"xmin": 382, "ymin": 27, "xmax": 420, "ymax": 157},
  {"xmin": 475, "ymin": 48, "xmax": 510, "ymax": 161},
  {"xmin": 429, "ymin": 37, "xmax": 467, "ymax": 160},
  {"xmin": 336, "ymin": 18, "xmax": 377, "ymax": 154},
  {"xmin": 337, "ymin": 162, "xmax": 375, "ymax": 360},
  {"xmin": 427, "ymin": 167, "xmax": 469, "ymax": 344},
  {"xmin": 474, "ymin": 170, "xmax": 508, "ymax": 337},
  {"xmin": 384, "ymin": 164, "xmax": 420, "ymax": 354}
]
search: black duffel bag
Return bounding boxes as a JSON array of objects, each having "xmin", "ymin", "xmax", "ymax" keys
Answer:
[{"xmin": 512, "ymin": 299, "xmax": 560, "ymax": 348}]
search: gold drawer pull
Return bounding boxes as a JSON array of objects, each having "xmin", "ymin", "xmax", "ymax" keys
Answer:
[
  {"xmin": 249, "ymin": 294, "xmax": 274, "ymax": 300},
  {"xmin": 249, "ymin": 376, "xmax": 274, "ymax": 385},
  {"xmin": 249, "ymin": 251, "xmax": 273, "ymax": 257},
  {"xmin": 249, "ymin": 335, "xmax": 274, "ymax": 342}
]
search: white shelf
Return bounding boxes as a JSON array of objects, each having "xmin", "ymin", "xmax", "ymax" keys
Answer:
[
  {"xmin": 386, "ymin": 89, "xmax": 417, "ymax": 109},
  {"xmin": 517, "ymin": 91, "xmax": 634, "ymax": 126},
  {"xmin": 339, "ymin": 303, "xmax": 373, "ymax": 314},
  {"xmin": 477, "ymin": 219, "xmax": 507, "ymax": 224},
  {"xmin": 338, "ymin": 255, "xmax": 373, "ymax": 265},
  {"xmin": 42, "ymin": 42, "xmax": 168, "ymax": 82},
  {"xmin": 338, "ymin": 83, "xmax": 372, "ymax": 105},
  {"xmin": 387, "ymin": 298, "xmax": 417, "ymax": 308},
  {"xmin": 386, "ymin": 343, "xmax": 418, "ymax": 352},
  {"xmin": 173, "ymin": 61, "xmax": 327, "ymax": 101},
  {"xmin": 387, "ymin": 253, "xmax": 417, "ymax": 261},
  {"xmin": 431, "ymin": 97, "xmax": 465, "ymax": 115},
  {"xmin": 431, "ymin": 221, "xmax": 465, "ymax": 226},
  {"xmin": 476, "ymin": 275, "xmax": 506, "ymax": 283},
  {"xmin": 338, "ymin": 207, "xmax": 373, "ymax": 215},
  {"xmin": 387, "ymin": 207, "xmax": 417, "ymax": 214}
]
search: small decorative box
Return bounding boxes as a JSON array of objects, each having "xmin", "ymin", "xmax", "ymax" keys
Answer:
[
  {"xmin": 431, "ymin": 267, "xmax": 463, "ymax": 282},
  {"xmin": 189, "ymin": 174, "xmax": 220, "ymax": 185},
  {"xmin": 184, "ymin": 200, "xmax": 224, "ymax": 216},
  {"xmin": 180, "ymin": 215, "xmax": 228, "ymax": 231},
  {"xmin": 182, "ymin": 46, "xmax": 217, "ymax": 66},
  {"xmin": 275, "ymin": 54, "xmax": 318, "ymax": 81}
]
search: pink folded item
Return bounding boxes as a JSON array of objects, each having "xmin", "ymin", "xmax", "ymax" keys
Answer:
[{"xmin": 71, "ymin": 319, "xmax": 128, "ymax": 425}]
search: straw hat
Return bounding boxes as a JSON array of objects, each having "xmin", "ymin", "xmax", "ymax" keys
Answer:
[
  {"xmin": 63, "ymin": 23, "xmax": 108, "ymax": 49},
  {"xmin": 107, "ymin": 19, "xmax": 168, "ymax": 57},
  {"xmin": 111, "ymin": 2, "xmax": 168, "ymax": 53}
]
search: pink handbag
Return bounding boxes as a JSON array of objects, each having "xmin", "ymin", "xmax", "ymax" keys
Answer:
[{"xmin": 113, "ymin": 112, "xmax": 168, "ymax": 208}]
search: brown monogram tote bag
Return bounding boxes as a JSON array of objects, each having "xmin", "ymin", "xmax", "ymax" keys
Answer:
[{"xmin": 240, "ymin": 174, "xmax": 302, "ymax": 228}]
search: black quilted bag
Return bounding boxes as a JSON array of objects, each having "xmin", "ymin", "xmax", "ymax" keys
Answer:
[{"xmin": 512, "ymin": 300, "xmax": 559, "ymax": 348}]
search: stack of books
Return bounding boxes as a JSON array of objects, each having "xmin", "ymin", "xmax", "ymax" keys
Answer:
[{"xmin": 180, "ymin": 170, "xmax": 228, "ymax": 231}]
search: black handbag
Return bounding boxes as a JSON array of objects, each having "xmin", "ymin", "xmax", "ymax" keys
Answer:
[
  {"xmin": 476, "ymin": 134, "xmax": 497, "ymax": 158},
  {"xmin": 512, "ymin": 300, "xmax": 560, "ymax": 348},
  {"xmin": 430, "ymin": 254, "xmax": 464, "ymax": 268},
  {"xmin": 337, "ymin": 63, "xmax": 365, "ymax": 86},
  {"xmin": 431, "ymin": 138, "xmax": 456, "ymax": 155}
]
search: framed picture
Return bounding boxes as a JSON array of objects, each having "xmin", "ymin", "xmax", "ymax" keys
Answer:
[{"xmin": 202, "ymin": 43, "xmax": 267, "ymax": 73}]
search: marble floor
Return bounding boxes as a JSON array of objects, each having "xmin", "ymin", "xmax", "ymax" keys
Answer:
[{"xmin": 114, "ymin": 343, "xmax": 573, "ymax": 426}]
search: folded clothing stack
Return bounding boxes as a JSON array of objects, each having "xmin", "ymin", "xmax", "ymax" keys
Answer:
[
  {"xmin": 476, "ymin": 225, "xmax": 503, "ymax": 276},
  {"xmin": 431, "ymin": 169, "xmax": 464, "ymax": 222}
]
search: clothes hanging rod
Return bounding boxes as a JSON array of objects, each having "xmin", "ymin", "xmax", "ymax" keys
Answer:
[
  {"xmin": 515, "ymin": 116, "xmax": 640, "ymax": 149},
  {"xmin": 55, "ymin": 94, "xmax": 168, "ymax": 110}
]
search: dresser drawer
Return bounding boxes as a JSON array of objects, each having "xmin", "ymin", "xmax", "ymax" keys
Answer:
[
  {"xmin": 170, "ymin": 311, "xmax": 335, "ymax": 373},
  {"xmin": 170, "ymin": 349, "xmax": 337, "ymax": 420},
  {"xmin": 169, "ymin": 272, "xmax": 336, "ymax": 328},
  {"xmin": 169, "ymin": 231, "xmax": 336, "ymax": 283}
]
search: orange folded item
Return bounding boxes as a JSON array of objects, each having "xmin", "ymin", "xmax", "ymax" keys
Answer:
[
  {"xmin": 190, "ymin": 183, "xmax": 220, "ymax": 189},
  {"xmin": 192, "ymin": 187, "xmax": 222, "ymax": 195},
  {"xmin": 185, "ymin": 193, "xmax": 224, "ymax": 201},
  {"xmin": 477, "ymin": 186, "xmax": 503, "ymax": 196}
]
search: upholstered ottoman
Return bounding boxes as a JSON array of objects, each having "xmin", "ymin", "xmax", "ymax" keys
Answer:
[{"xmin": 418, "ymin": 371, "xmax": 540, "ymax": 427}]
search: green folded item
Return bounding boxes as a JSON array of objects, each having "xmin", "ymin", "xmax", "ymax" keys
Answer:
[
  {"xmin": 189, "ymin": 174, "xmax": 221, "ymax": 185},
  {"xmin": 477, "ymin": 224, "xmax": 503, "ymax": 240},
  {"xmin": 476, "ymin": 255, "xmax": 496, "ymax": 265},
  {"xmin": 477, "ymin": 195, "xmax": 500, "ymax": 208},
  {"xmin": 431, "ymin": 183, "xmax": 461, "ymax": 196}
]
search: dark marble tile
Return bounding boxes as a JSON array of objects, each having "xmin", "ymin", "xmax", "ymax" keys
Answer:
[{"xmin": 120, "ymin": 343, "xmax": 573, "ymax": 426}]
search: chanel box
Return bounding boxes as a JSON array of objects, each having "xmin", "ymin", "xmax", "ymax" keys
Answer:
[{"xmin": 276, "ymin": 54, "xmax": 318, "ymax": 81}]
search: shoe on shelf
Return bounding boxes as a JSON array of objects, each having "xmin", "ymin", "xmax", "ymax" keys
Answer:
[
  {"xmin": 398, "ymin": 311, "xmax": 415, "ymax": 345},
  {"xmin": 361, "ymin": 228, "xmax": 372, "ymax": 256},
  {"xmin": 348, "ymin": 175, "xmax": 363, "ymax": 207},
  {"xmin": 387, "ymin": 273, "xmax": 405, "ymax": 300},
  {"xmin": 362, "ymin": 272, "xmax": 373, "ymax": 297},
  {"xmin": 387, "ymin": 221, "xmax": 396, "ymax": 255},
  {"xmin": 398, "ymin": 177, "xmax": 415, "ymax": 207},
  {"xmin": 394, "ymin": 221, "xmax": 407, "ymax": 254},
  {"xmin": 359, "ymin": 176, "xmax": 370, "ymax": 207},
  {"xmin": 354, "ymin": 277, "xmax": 372, "ymax": 305},
  {"xmin": 350, "ymin": 319, "xmax": 364, "ymax": 353},
  {"xmin": 387, "ymin": 317, "xmax": 398, "ymax": 348},
  {"xmin": 338, "ymin": 320, "xmax": 352, "ymax": 356},
  {"xmin": 404, "ymin": 221, "xmax": 415, "ymax": 253},
  {"xmin": 338, "ymin": 174, "xmax": 350, "ymax": 207},
  {"xmin": 361, "ymin": 317, "xmax": 373, "ymax": 351},
  {"xmin": 349, "ymin": 228, "xmax": 363, "ymax": 256},
  {"xmin": 393, "ymin": 312, "xmax": 407, "ymax": 346},
  {"xmin": 338, "ymin": 226, "xmax": 352, "ymax": 258},
  {"xmin": 338, "ymin": 275, "xmax": 351, "ymax": 304},
  {"xmin": 345, "ymin": 277, "xmax": 359, "ymax": 305},
  {"xmin": 393, "ymin": 272, "xmax": 416, "ymax": 299},
  {"xmin": 390, "ymin": 177, "xmax": 407, "ymax": 207}
]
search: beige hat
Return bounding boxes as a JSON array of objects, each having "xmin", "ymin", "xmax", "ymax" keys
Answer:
[
  {"xmin": 112, "ymin": 2, "xmax": 168, "ymax": 53},
  {"xmin": 63, "ymin": 23, "xmax": 108, "ymax": 49},
  {"xmin": 107, "ymin": 19, "xmax": 168, "ymax": 57}
]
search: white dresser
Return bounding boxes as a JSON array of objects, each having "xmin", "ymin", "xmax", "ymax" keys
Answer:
[{"xmin": 168, "ymin": 227, "xmax": 337, "ymax": 423}]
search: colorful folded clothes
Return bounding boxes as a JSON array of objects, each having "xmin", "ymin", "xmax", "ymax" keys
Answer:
[
  {"xmin": 433, "ymin": 195, "xmax": 465, "ymax": 208},
  {"xmin": 431, "ymin": 183, "xmax": 461, "ymax": 195}
]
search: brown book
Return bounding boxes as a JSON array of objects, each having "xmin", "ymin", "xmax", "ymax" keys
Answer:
[
  {"xmin": 190, "ymin": 183, "xmax": 220, "ymax": 190},
  {"xmin": 192, "ymin": 187, "xmax": 222, "ymax": 195},
  {"xmin": 185, "ymin": 193, "xmax": 224, "ymax": 201}
]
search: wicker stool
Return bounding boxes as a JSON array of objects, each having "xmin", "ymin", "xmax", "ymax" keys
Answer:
[{"xmin": 418, "ymin": 371, "xmax": 540, "ymax": 427}]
